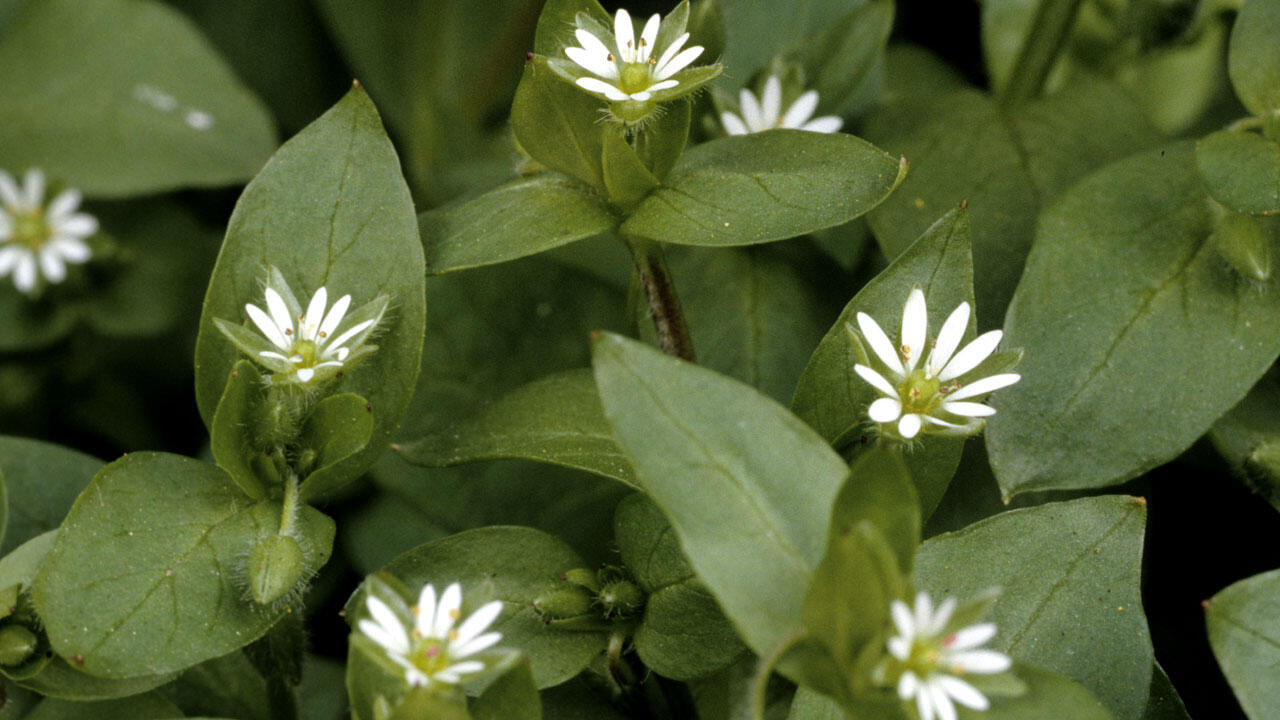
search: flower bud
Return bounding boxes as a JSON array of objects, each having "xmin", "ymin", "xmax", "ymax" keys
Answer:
[
  {"xmin": 598, "ymin": 579, "xmax": 645, "ymax": 618},
  {"xmin": 532, "ymin": 585, "xmax": 595, "ymax": 623},
  {"xmin": 1211, "ymin": 208, "xmax": 1272, "ymax": 281},
  {"xmin": 0, "ymin": 625, "xmax": 38, "ymax": 667},
  {"xmin": 247, "ymin": 534, "xmax": 306, "ymax": 606},
  {"xmin": 561, "ymin": 567, "xmax": 600, "ymax": 592}
]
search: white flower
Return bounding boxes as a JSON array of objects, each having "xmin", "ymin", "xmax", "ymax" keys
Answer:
[
  {"xmin": 0, "ymin": 168, "xmax": 97, "ymax": 294},
  {"xmin": 564, "ymin": 8, "xmax": 704, "ymax": 102},
  {"xmin": 214, "ymin": 268, "xmax": 387, "ymax": 385},
  {"xmin": 852, "ymin": 287, "xmax": 1020, "ymax": 440},
  {"xmin": 720, "ymin": 76, "xmax": 843, "ymax": 135},
  {"xmin": 358, "ymin": 582, "xmax": 504, "ymax": 688},
  {"xmin": 887, "ymin": 592, "xmax": 1012, "ymax": 720}
]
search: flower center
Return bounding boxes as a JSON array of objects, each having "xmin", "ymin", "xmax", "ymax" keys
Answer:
[
  {"xmin": 899, "ymin": 369, "xmax": 942, "ymax": 414},
  {"xmin": 290, "ymin": 339, "xmax": 319, "ymax": 367},
  {"xmin": 410, "ymin": 638, "xmax": 452, "ymax": 677},
  {"xmin": 12, "ymin": 209, "xmax": 50, "ymax": 250},
  {"xmin": 618, "ymin": 62, "xmax": 654, "ymax": 94}
]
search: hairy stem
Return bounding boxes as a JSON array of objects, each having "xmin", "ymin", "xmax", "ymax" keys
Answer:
[
  {"xmin": 626, "ymin": 236, "xmax": 696, "ymax": 362},
  {"xmin": 997, "ymin": 0, "xmax": 1085, "ymax": 108}
]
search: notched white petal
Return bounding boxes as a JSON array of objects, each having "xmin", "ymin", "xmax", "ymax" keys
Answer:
[
  {"xmin": 946, "ymin": 373, "xmax": 1020, "ymax": 401},
  {"xmin": 938, "ymin": 329, "xmax": 1002, "ymax": 381}
]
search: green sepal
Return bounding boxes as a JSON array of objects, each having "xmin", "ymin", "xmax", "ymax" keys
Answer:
[
  {"xmin": 636, "ymin": 98, "xmax": 690, "ymax": 182},
  {"xmin": 1209, "ymin": 207, "xmax": 1274, "ymax": 282},
  {"xmin": 210, "ymin": 360, "xmax": 271, "ymax": 500}
]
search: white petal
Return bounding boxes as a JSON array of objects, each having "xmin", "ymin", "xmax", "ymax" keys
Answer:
[
  {"xmin": 899, "ymin": 413, "xmax": 923, "ymax": 439},
  {"xmin": 913, "ymin": 591, "xmax": 934, "ymax": 636},
  {"xmin": 441, "ymin": 660, "xmax": 485, "ymax": 677},
  {"xmin": 318, "ymin": 294, "xmax": 351, "ymax": 340},
  {"xmin": 54, "ymin": 214, "xmax": 99, "ymax": 238},
  {"xmin": 264, "ymin": 288, "xmax": 295, "ymax": 339},
  {"xmin": 434, "ymin": 583, "xmax": 463, "ymax": 639},
  {"xmin": 950, "ymin": 649, "xmax": 1012, "ymax": 674},
  {"xmin": 888, "ymin": 636, "xmax": 911, "ymax": 661},
  {"xmin": 927, "ymin": 302, "xmax": 970, "ymax": 376},
  {"xmin": 922, "ymin": 415, "xmax": 966, "ymax": 428},
  {"xmin": 946, "ymin": 373, "xmax": 1021, "ymax": 401},
  {"xmin": 760, "ymin": 76, "xmax": 782, "ymax": 127},
  {"xmin": 48, "ymin": 237, "xmax": 91, "ymax": 263},
  {"xmin": 898, "ymin": 670, "xmax": 920, "ymax": 700},
  {"xmin": 646, "ymin": 79, "xmax": 678, "ymax": 92},
  {"xmin": 246, "ymin": 304, "xmax": 290, "ymax": 349},
  {"xmin": 801, "ymin": 115, "xmax": 843, "ymax": 134},
  {"xmin": 637, "ymin": 13, "xmax": 660, "ymax": 62},
  {"xmin": 0, "ymin": 246, "xmax": 21, "ymax": 275},
  {"xmin": 38, "ymin": 248, "xmax": 65, "ymax": 283},
  {"xmin": 358, "ymin": 619, "xmax": 408, "ymax": 658},
  {"xmin": 14, "ymin": 254, "xmax": 36, "ymax": 292},
  {"xmin": 452, "ymin": 631, "xmax": 502, "ymax": 658},
  {"xmin": 739, "ymin": 87, "xmax": 763, "ymax": 132},
  {"xmin": 781, "ymin": 90, "xmax": 819, "ymax": 129},
  {"xmin": 364, "ymin": 597, "xmax": 410, "ymax": 654},
  {"xmin": 326, "ymin": 318, "xmax": 375, "ymax": 354},
  {"xmin": 259, "ymin": 351, "xmax": 290, "ymax": 361},
  {"xmin": 936, "ymin": 675, "xmax": 990, "ymax": 710},
  {"xmin": 416, "ymin": 584, "xmax": 439, "ymax": 637},
  {"xmin": 929, "ymin": 597, "xmax": 956, "ymax": 635},
  {"xmin": 946, "ymin": 623, "xmax": 996, "ymax": 650},
  {"xmin": 928, "ymin": 679, "xmax": 958, "ymax": 720},
  {"xmin": 917, "ymin": 686, "xmax": 936, "ymax": 720},
  {"xmin": 856, "ymin": 312, "xmax": 904, "ymax": 375},
  {"xmin": 721, "ymin": 112, "xmax": 749, "ymax": 136},
  {"xmin": 45, "ymin": 189, "xmax": 82, "ymax": 222},
  {"xmin": 652, "ymin": 32, "xmax": 689, "ymax": 76},
  {"xmin": 23, "ymin": 168, "xmax": 44, "ymax": 207},
  {"xmin": 0, "ymin": 171, "xmax": 20, "ymax": 207},
  {"xmin": 565, "ymin": 45, "xmax": 619, "ymax": 80},
  {"xmin": 454, "ymin": 600, "xmax": 503, "ymax": 647},
  {"xmin": 855, "ymin": 364, "xmax": 899, "ymax": 398},
  {"xmin": 302, "ymin": 286, "xmax": 328, "ymax": 340},
  {"xmin": 334, "ymin": 347, "xmax": 350, "ymax": 361},
  {"xmin": 614, "ymin": 8, "xmax": 635, "ymax": 62},
  {"xmin": 654, "ymin": 45, "xmax": 703, "ymax": 79},
  {"xmin": 901, "ymin": 288, "xmax": 927, "ymax": 372},
  {"xmin": 388, "ymin": 654, "xmax": 430, "ymax": 686},
  {"xmin": 295, "ymin": 367, "xmax": 315, "ymax": 382},
  {"xmin": 890, "ymin": 599, "xmax": 915, "ymax": 639},
  {"xmin": 576, "ymin": 77, "xmax": 629, "ymax": 101},
  {"xmin": 629, "ymin": 90, "xmax": 652, "ymax": 101},
  {"xmin": 938, "ymin": 330, "xmax": 1002, "ymax": 381},
  {"xmin": 868, "ymin": 397, "xmax": 903, "ymax": 423},
  {"xmin": 940, "ymin": 401, "xmax": 995, "ymax": 418}
]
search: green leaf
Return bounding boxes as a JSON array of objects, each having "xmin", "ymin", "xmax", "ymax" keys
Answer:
[
  {"xmin": 533, "ymin": 0, "xmax": 612, "ymax": 56},
  {"xmin": 792, "ymin": 206, "xmax": 974, "ymax": 515},
  {"xmin": 621, "ymin": 130, "xmax": 904, "ymax": 247},
  {"xmin": 615, "ymin": 494, "xmax": 748, "ymax": 680},
  {"xmin": 717, "ymin": 0, "xmax": 857, "ymax": 80},
  {"xmin": 471, "ymin": 655, "xmax": 542, "ymax": 720},
  {"xmin": 1228, "ymin": 0, "xmax": 1280, "ymax": 116},
  {"xmin": 797, "ymin": 0, "xmax": 894, "ymax": 114},
  {"xmin": 828, "ymin": 448, "xmax": 919, "ymax": 573},
  {"xmin": 17, "ymin": 655, "xmax": 175, "ymax": 703},
  {"xmin": 0, "ymin": 0, "xmax": 275, "ymax": 197},
  {"xmin": 1196, "ymin": 130, "xmax": 1280, "ymax": 216},
  {"xmin": 1210, "ymin": 368, "xmax": 1280, "ymax": 511},
  {"xmin": 194, "ymin": 86, "xmax": 425, "ymax": 498},
  {"xmin": 1206, "ymin": 568, "xmax": 1280, "ymax": 720},
  {"xmin": 33, "ymin": 452, "xmax": 335, "ymax": 678},
  {"xmin": 372, "ymin": 526, "xmax": 609, "ymax": 688},
  {"xmin": 986, "ymin": 143, "xmax": 1280, "ymax": 495},
  {"xmin": 1140, "ymin": 663, "xmax": 1191, "ymax": 720},
  {"xmin": 421, "ymin": 173, "xmax": 619, "ymax": 274},
  {"xmin": 1123, "ymin": 21, "xmax": 1229, "ymax": 135},
  {"xmin": 786, "ymin": 687, "xmax": 853, "ymax": 720},
  {"xmin": 665, "ymin": 244, "xmax": 842, "ymax": 403},
  {"xmin": 592, "ymin": 332, "xmax": 848, "ymax": 656},
  {"xmin": 864, "ymin": 79, "xmax": 1161, "ymax": 325},
  {"xmin": 22, "ymin": 693, "xmax": 185, "ymax": 720},
  {"xmin": 399, "ymin": 369, "xmax": 636, "ymax": 488},
  {"xmin": 156, "ymin": 647, "xmax": 270, "ymax": 720},
  {"xmin": 296, "ymin": 392, "xmax": 375, "ymax": 499},
  {"xmin": 914, "ymin": 496, "xmax": 1151, "ymax": 720},
  {"xmin": 512, "ymin": 55, "xmax": 607, "ymax": 191},
  {"xmin": 981, "ymin": 664, "xmax": 1116, "ymax": 720},
  {"xmin": 0, "ymin": 437, "xmax": 100, "ymax": 554}
]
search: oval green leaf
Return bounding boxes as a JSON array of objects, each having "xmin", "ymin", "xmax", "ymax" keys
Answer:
[
  {"xmin": 1196, "ymin": 130, "xmax": 1280, "ymax": 216},
  {"xmin": 1205, "ymin": 568, "xmax": 1280, "ymax": 720},
  {"xmin": 0, "ymin": 0, "xmax": 276, "ymax": 197},
  {"xmin": 32, "ymin": 452, "xmax": 335, "ymax": 678},
  {"xmin": 986, "ymin": 143, "xmax": 1280, "ymax": 495},
  {"xmin": 193, "ymin": 86, "xmax": 425, "ymax": 500},
  {"xmin": 913, "ymin": 496, "xmax": 1151, "ymax": 720},
  {"xmin": 621, "ymin": 130, "xmax": 904, "ymax": 247},
  {"xmin": 1228, "ymin": 0, "xmax": 1280, "ymax": 117},
  {"xmin": 0, "ymin": 437, "xmax": 101, "ymax": 554},
  {"xmin": 592, "ymin": 332, "xmax": 848, "ymax": 656}
]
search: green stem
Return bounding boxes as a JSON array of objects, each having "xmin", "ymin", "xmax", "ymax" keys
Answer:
[
  {"xmin": 625, "ymin": 236, "xmax": 696, "ymax": 362},
  {"xmin": 996, "ymin": 0, "xmax": 1085, "ymax": 108},
  {"xmin": 748, "ymin": 630, "xmax": 805, "ymax": 720}
]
